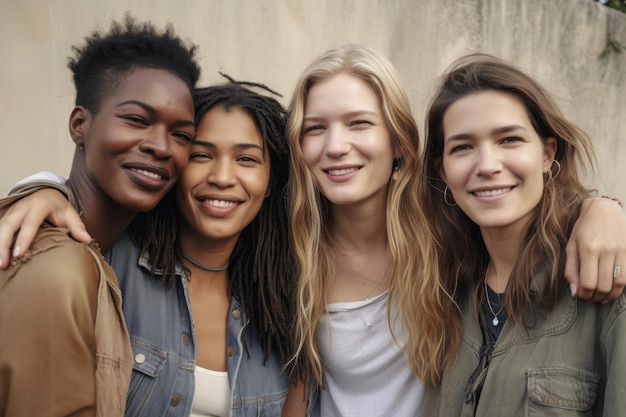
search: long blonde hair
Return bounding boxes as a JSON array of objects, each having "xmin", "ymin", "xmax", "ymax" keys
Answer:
[
  {"xmin": 420, "ymin": 53, "xmax": 597, "ymax": 387},
  {"xmin": 287, "ymin": 44, "xmax": 438, "ymax": 385}
]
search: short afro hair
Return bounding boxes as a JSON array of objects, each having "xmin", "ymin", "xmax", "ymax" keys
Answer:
[{"xmin": 68, "ymin": 14, "xmax": 201, "ymax": 112}]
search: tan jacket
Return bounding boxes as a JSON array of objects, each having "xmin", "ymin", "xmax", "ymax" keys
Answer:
[
  {"xmin": 0, "ymin": 189, "xmax": 132, "ymax": 417},
  {"xmin": 422, "ymin": 281, "xmax": 626, "ymax": 417}
]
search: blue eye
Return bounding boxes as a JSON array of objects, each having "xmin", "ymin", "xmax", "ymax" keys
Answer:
[
  {"xmin": 304, "ymin": 125, "xmax": 324, "ymax": 133},
  {"xmin": 450, "ymin": 144, "xmax": 472, "ymax": 153}
]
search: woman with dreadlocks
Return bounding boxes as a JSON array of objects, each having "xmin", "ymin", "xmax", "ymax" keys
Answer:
[
  {"xmin": 1, "ymin": 80, "xmax": 294, "ymax": 417},
  {"xmin": 106, "ymin": 80, "xmax": 294, "ymax": 417}
]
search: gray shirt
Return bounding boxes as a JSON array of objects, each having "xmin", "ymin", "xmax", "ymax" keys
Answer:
[{"xmin": 313, "ymin": 291, "xmax": 424, "ymax": 416}]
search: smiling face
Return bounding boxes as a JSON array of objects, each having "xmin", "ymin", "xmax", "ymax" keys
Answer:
[
  {"xmin": 176, "ymin": 105, "xmax": 270, "ymax": 247},
  {"xmin": 300, "ymin": 73, "xmax": 395, "ymax": 210},
  {"xmin": 440, "ymin": 90, "xmax": 556, "ymax": 235},
  {"xmin": 71, "ymin": 67, "xmax": 195, "ymax": 212}
]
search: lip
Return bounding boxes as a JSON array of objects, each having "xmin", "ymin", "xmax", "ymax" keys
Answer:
[
  {"xmin": 470, "ymin": 185, "xmax": 514, "ymax": 200},
  {"xmin": 124, "ymin": 162, "xmax": 173, "ymax": 191},
  {"xmin": 322, "ymin": 165, "xmax": 361, "ymax": 182},
  {"xmin": 195, "ymin": 193, "xmax": 242, "ymax": 217}
]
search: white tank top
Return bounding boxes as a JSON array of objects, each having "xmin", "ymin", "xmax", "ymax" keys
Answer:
[
  {"xmin": 190, "ymin": 365, "xmax": 231, "ymax": 417},
  {"xmin": 313, "ymin": 291, "xmax": 424, "ymax": 416}
]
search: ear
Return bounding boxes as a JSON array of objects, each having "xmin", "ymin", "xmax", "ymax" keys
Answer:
[
  {"xmin": 69, "ymin": 106, "xmax": 91, "ymax": 147},
  {"xmin": 543, "ymin": 137, "xmax": 557, "ymax": 173}
]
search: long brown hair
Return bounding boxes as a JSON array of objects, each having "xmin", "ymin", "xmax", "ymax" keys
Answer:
[{"xmin": 419, "ymin": 53, "xmax": 597, "ymax": 387}]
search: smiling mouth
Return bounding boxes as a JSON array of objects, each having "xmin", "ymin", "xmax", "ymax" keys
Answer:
[
  {"xmin": 202, "ymin": 199, "xmax": 238, "ymax": 208},
  {"xmin": 326, "ymin": 167, "xmax": 359, "ymax": 176},
  {"xmin": 132, "ymin": 168, "xmax": 163, "ymax": 180},
  {"xmin": 473, "ymin": 187, "xmax": 511, "ymax": 197}
]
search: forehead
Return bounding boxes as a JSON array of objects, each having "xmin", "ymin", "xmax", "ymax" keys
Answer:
[
  {"xmin": 443, "ymin": 90, "xmax": 531, "ymax": 136},
  {"xmin": 196, "ymin": 105, "xmax": 264, "ymax": 147},
  {"xmin": 305, "ymin": 73, "xmax": 380, "ymax": 114}
]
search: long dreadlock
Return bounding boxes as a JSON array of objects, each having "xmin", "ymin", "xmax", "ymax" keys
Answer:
[{"xmin": 129, "ymin": 76, "xmax": 295, "ymax": 363}]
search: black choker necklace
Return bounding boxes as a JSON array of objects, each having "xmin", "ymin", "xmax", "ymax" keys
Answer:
[{"xmin": 182, "ymin": 252, "xmax": 229, "ymax": 272}]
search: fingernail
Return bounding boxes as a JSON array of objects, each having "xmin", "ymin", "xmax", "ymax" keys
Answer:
[
  {"xmin": 12, "ymin": 246, "xmax": 20, "ymax": 258},
  {"xmin": 569, "ymin": 283, "xmax": 577, "ymax": 297}
]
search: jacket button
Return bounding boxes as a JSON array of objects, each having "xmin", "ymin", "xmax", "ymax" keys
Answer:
[
  {"xmin": 170, "ymin": 396, "xmax": 181, "ymax": 407},
  {"xmin": 182, "ymin": 332, "xmax": 190, "ymax": 346},
  {"xmin": 135, "ymin": 353, "xmax": 146, "ymax": 364},
  {"xmin": 226, "ymin": 346, "xmax": 235, "ymax": 357},
  {"xmin": 232, "ymin": 309, "xmax": 241, "ymax": 319}
]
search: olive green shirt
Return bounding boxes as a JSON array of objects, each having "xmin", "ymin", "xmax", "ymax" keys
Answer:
[{"xmin": 422, "ymin": 278, "xmax": 626, "ymax": 416}]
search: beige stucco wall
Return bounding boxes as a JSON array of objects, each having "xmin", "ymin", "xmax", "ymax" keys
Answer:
[{"xmin": 1, "ymin": 0, "xmax": 624, "ymax": 204}]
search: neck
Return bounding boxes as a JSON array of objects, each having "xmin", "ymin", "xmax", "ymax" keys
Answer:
[
  {"xmin": 331, "ymin": 201, "xmax": 388, "ymax": 254},
  {"xmin": 178, "ymin": 224, "xmax": 236, "ymax": 274},
  {"xmin": 66, "ymin": 166, "xmax": 137, "ymax": 254},
  {"xmin": 481, "ymin": 227, "xmax": 522, "ymax": 291}
]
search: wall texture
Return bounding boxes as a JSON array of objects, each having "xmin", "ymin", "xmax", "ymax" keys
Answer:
[{"xmin": 1, "ymin": 0, "xmax": 624, "ymax": 204}]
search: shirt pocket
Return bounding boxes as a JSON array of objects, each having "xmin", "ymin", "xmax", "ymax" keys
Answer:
[
  {"xmin": 526, "ymin": 367, "xmax": 600, "ymax": 416},
  {"xmin": 125, "ymin": 342, "xmax": 167, "ymax": 416}
]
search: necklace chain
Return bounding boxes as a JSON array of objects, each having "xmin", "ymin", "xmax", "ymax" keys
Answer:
[
  {"xmin": 182, "ymin": 252, "xmax": 229, "ymax": 272},
  {"xmin": 484, "ymin": 265, "xmax": 504, "ymax": 326},
  {"xmin": 340, "ymin": 254, "xmax": 393, "ymax": 300}
]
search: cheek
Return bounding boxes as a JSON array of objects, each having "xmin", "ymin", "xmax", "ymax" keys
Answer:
[
  {"xmin": 171, "ymin": 143, "xmax": 192, "ymax": 175},
  {"xmin": 300, "ymin": 140, "xmax": 321, "ymax": 169},
  {"xmin": 253, "ymin": 168, "xmax": 271, "ymax": 198},
  {"xmin": 441, "ymin": 159, "xmax": 463, "ymax": 188},
  {"xmin": 178, "ymin": 165, "xmax": 204, "ymax": 197}
]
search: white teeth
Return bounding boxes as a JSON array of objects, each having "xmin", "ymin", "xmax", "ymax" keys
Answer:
[
  {"xmin": 327, "ymin": 168, "xmax": 358, "ymax": 176},
  {"xmin": 203, "ymin": 199, "xmax": 237, "ymax": 208},
  {"xmin": 135, "ymin": 169, "xmax": 162, "ymax": 180},
  {"xmin": 474, "ymin": 188, "xmax": 511, "ymax": 197}
]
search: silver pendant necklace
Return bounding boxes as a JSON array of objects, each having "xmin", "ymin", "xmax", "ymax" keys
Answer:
[{"xmin": 484, "ymin": 265, "xmax": 504, "ymax": 326}]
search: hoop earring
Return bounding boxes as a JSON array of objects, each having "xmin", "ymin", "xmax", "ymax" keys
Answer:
[
  {"xmin": 552, "ymin": 160, "xmax": 561, "ymax": 179},
  {"xmin": 545, "ymin": 168, "xmax": 553, "ymax": 183},
  {"xmin": 444, "ymin": 186, "xmax": 457, "ymax": 207},
  {"xmin": 544, "ymin": 159, "xmax": 560, "ymax": 184}
]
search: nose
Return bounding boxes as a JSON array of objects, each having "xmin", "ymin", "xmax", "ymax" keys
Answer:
[
  {"xmin": 475, "ymin": 144, "xmax": 502, "ymax": 176},
  {"xmin": 208, "ymin": 158, "xmax": 236, "ymax": 188},
  {"xmin": 324, "ymin": 126, "xmax": 351, "ymax": 158},
  {"xmin": 139, "ymin": 125, "xmax": 172, "ymax": 159}
]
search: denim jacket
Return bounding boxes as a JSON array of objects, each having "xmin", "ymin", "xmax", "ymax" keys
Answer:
[
  {"xmin": 106, "ymin": 232, "xmax": 289, "ymax": 417},
  {"xmin": 421, "ymin": 272, "xmax": 626, "ymax": 417}
]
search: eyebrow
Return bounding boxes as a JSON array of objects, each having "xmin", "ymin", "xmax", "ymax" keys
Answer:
[
  {"xmin": 445, "ymin": 124, "xmax": 528, "ymax": 143},
  {"xmin": 116, "ymin": 100, "xmax": 195, "ymax": 128},
  {"xmin": 193, "ymin": 140, "xmax": 265, "ymax": 153},
  {"xmin": 303, "ymin": 110, "xmax": 378, "ymax": 122}
]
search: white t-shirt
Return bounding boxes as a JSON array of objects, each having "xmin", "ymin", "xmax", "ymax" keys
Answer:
[
  {"xmin": 190, "ymin": 365, "xmax": 230, "ymax": 417},
  {"xmin": 313, "ymin": 292, "xmax": 424, "ymax": 416}
]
